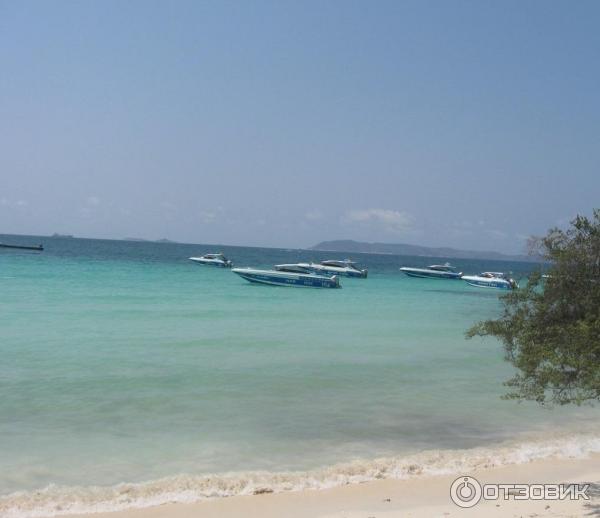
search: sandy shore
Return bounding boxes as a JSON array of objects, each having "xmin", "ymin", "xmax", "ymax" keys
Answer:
[{"xmin": 66, "ymin": 454, "xmax": 599, "ymax": 518}]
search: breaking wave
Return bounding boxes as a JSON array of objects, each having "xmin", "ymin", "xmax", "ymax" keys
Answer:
[{"xmin": 2, "ymin": 432, "xmax": 600, "ymax": 518}]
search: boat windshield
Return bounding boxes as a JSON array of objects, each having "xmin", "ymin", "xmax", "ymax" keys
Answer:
[
  {"xmin": 428, "ymin": 264, "xmax": 455, "ymax": 272},
  {"xmin": 276, "ymin": 264, "xmax": 310, "ymax": 273},
  {"xmin": 321, "ymin": 260, "xmax": 359, "ymax": 270}
]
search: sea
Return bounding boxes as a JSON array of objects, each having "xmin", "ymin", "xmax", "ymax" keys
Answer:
[{"xmin": 1, "ymin": 235, "xmax": 599, "ymax": 517}]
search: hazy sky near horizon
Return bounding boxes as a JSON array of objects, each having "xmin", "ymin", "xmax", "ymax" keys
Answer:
[{"xmin": 1, "ymin": 1, "xmax": 599, "ymax": 252}]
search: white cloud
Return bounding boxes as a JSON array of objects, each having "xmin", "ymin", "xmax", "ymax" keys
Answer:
[
  {"xmin": 86, "ymin": 196, "xmax": 101, "ymax": 206},
  {"xmin": 198, "ymin": 210, "xmax": 217, "ymax": 223},
  {"xmin": 343, "ymin": 208, "xmax": 414, "ymax": 234},
  {"xmin": 160, "ymin": 201, "xmax": 176, "ymax": 210},
  {"xmin": 186, "ymin": 207, "xmax": 224, "ymax": 225},
  {"xmin": 486, "ymin": 229, "xmax": 508, "ymax": 240},
  {"xmin": 305, "ymin": 209, "xmax": 323, "ymax": 221},
  {"xmin": 0, "ymin": 198, "xmax": 29, "ymax": 209},
  {"xmin": 79, "ymin": 207, "xmax": 93, "ymax": 218}
]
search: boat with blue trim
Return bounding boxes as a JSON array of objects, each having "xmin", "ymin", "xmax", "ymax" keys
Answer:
[
  {"xmin": 189, "ymin": 253, "xmax": 232, "ymax": 267},
  {"xmin": 400, "ymin": 263, "xmax": 462, "ymax": 280},
  {"xmin": 232, "ymin": 267, "xmax": 341, "ymax": 288},
  {"xmin": 461, "ymin": 272, "xmax": 517, "ymax": 290}
]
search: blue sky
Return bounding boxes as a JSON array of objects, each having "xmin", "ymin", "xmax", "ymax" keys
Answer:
[{"xmin": 1, "ymin": 0, "xmax": 599, "ymax": 252}]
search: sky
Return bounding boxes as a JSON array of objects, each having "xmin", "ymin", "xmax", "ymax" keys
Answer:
[{"xmin": 1, "ymin": 0, "xmax": 599, "ymax": 253}]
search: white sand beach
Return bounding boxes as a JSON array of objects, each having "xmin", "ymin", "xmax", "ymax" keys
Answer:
[{"xmin": 63, "ymin": 454, "xmax": 599, "ymax": 518}]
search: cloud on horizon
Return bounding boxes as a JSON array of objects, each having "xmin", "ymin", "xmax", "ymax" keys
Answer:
[
  {"xmin": 343, "ymin": 208, "xmax": 414, "ymax": 234},
  {"xmin": 304, "ymin": 209, "xmax": 323, "ymax": 221}
]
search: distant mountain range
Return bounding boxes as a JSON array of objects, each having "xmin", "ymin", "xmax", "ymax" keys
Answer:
[
  {"xmin": 123, "ymin": 237, "xmax": 178, "ymax": 243},
  {"xmin": 310, "ymin": 240, "xmax": 537, "ymax": 262}
]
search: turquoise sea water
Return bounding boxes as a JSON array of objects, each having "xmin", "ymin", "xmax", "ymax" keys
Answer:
[{"xmin": 1, "ymin": 235, "xmax": 599, "ymax": 515}]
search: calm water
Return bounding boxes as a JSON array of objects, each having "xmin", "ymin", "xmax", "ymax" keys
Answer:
[{"xmin": 1, "ymin": 235, "xmax": 598, "ymax": 513}]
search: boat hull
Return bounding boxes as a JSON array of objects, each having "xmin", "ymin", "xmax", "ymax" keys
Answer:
[
  {"xmin": 461, "ymin": 276, "xmax": 514, "ymax": 290},
  {"xmin": 189, "ymin": 257, "xmax": 231, "ymax": 267},
  {"xmin": 0, "ymin": 243, "xmax": 43, "ymax": 251},
  {"xmin": 400, "ymin": 268, "xmax": 461, "ymax": 279},
  {"xmin": 232, "ymin": 268, "xmax": 340, "ymax": 288}
]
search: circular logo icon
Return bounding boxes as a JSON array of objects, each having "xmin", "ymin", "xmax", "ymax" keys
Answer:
[{"xmin": 450, "ymin": 476, "xmax": 482, "ymax": 508}]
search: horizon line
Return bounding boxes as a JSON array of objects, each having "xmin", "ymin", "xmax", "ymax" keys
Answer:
[{"xmin": 0, "ymin": 231, "xmax": 534, "ymax": 261}]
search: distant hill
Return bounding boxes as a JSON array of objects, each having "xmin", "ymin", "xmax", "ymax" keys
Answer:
[
  {"xmin": 123, "ymin": 237, "xmax": 178, "ymax": 243},
  {"xmin": 310, "ymin": 240, "xmax": 538, "ymax": 262}
]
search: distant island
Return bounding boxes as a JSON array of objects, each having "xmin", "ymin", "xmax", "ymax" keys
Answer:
[
  {"xmin": 310, "ymin": 239, "xmax": 538, "ymax": 262},
  {"xmin": 50, "ymin": 233, "xmax": 74, "ymax": 238},
  {"xmin": 123, "ymin": 237, "xmax": 178, "ymax": 243}
]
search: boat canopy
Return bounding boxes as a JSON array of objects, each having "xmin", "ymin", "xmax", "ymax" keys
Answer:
[
  {"xmin": 274, "ymin": 263, "xmax": 313, "ymax": 273},
  {"xmin": 321, "ymin": 259, "xmax": 360, "ymax": 270},
  {"xmin": 428, "ymin": 263, "xmax": 456, "ymax": 272}
]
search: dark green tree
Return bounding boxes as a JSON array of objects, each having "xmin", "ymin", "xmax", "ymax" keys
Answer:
[{"xmin": 467, "ymin": 209, "xmax": 600, "ymax": 405}]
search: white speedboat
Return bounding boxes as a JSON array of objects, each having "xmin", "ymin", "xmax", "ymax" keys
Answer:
[
  {"xmin": 461, "ymin": 272, "xmax": 517, "ymax": 290},
  {"xmin": 295, "ymin": 259, "xmax": 367, "ymax": 278},
  {"xmin": 232, "ymin": 268, "xmax": 341, "ymax": 288},
  {"xmin": 400, "ymin": 263, "xmax": 462, "ymax": 279},
  {"xmin": 189, "ymin": 253, "xmax": 232, "ymax": 267}
]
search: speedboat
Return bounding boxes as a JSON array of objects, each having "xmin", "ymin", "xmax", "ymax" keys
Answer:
[
  {"xmin": 400, "ymin": 263, "xmax": 462, "ymax": 279},
  {"xmin": 461, "ymin": 272, "xmax": 517, "ymax": 290},
  {"xmin": 189, "ymin": 253, "xmax": 232, "ymax": 267},
  {"xmin": 298, "ymin": 259, "xmax": 367, "ymax": 278},
  {"xmin": 0, "ymin": 242, "xmax": 43, "ymax": 251},
  {"xmin": 232, "ymin": 267, "xmax": 341, "ymax": 288}
]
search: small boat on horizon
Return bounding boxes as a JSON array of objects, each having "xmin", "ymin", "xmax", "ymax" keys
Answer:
[
  {"xmin": 0, "ymin": 242, "xmax": 44, "ymax": 251},
  {"xmin": 232, "ymin": 267, "xmax": 341, "ymax": 288},
  {"xmin": 189, "ymin": 253, "xmax": 232, "ymax": 267},
  {"xmin": 461, "ymin": 272, "xmax": 517, "ymax": 290},
  {"xmin": 400, "ymin": 263, "xmax": 462, "ymax": 280}
]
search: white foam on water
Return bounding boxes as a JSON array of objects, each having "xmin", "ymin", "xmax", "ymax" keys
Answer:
[{"xmin": 2, "ymin": 431, "xmax": 600, "ymax": 518}]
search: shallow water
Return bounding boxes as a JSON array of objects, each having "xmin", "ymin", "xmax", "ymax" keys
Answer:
[{"xmin": 1, "ymin": 235, "xmax": 598, "ymax": 515}]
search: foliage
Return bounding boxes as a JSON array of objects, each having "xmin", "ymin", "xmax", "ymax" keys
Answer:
[{"xmin": 467, "ymin": 210, "xmax": 600, "ymax": 405}]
